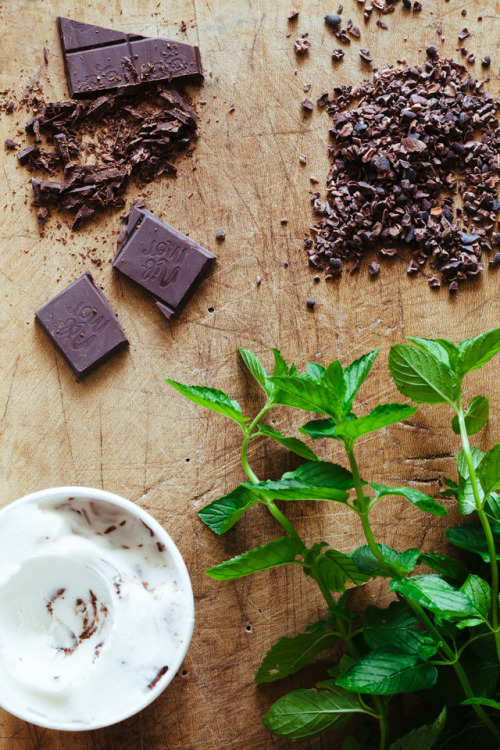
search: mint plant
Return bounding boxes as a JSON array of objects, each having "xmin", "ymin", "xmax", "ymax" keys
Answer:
[{"xmin": 166, "ymin": 329, "xmax": 500, "ymax": 749}]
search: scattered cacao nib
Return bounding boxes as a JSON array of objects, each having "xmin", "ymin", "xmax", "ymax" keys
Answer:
[
  {"xmin": 466, "ymin": 53, "xmax": 475, "ymax": 64},
  {"xmin": 299, "ymin": 154, "xmax": 307, "ymax": 164},
  {"xmin": 376, "ymin": 20, "xmax": 388, "ymax": 29},
  {"xmin": 490, "ymin": 253, "xmax": 500, "ymax": 268},
  {"xmin": 317, "ymin": 90, "xmax": 329, "ymax": 108},
  {"xmin": 294, "ymin": 38, "xmax": 311, "ymax": 54},
  {"xmin": 215, "ymin": 228, "xmax": 226, "ymax": 240},
  {"xmin": 43, "ymin": 47, "xmax": 49, "ymax": 65},
  {"xmin": 256, "ymin": 276, "xmax": 262, "ymax": 285},
  {"xmin": 461, "ymin": 8, "xmax": 467, "ymax": 16},
  {"xmin": 426, "ymin": 46, "xmax": 438, "ymax": 59},
  {"xmin": 428, "ymin": 275, "xmax": 441, "ymax": 288},
  {"xmin": 332, "ymin": 48, "xmax": 345, "ymax": 62},
  {"xmin": 348, "ymin": 25, "xmax": 361, "ymax": 38},
  {"xmin": 458, "ymin": 28, "xmax": 470, "ymax": 41},
  {"xmin": 402, "ymin": 0, "xmax": 411, "ymax": 7},
  {"xmin": 413, "ymin": 1, "xmax": 422, "ymax": 10},
  {"xmin": 16, "ymin": 83, "xmax": 200, "ymax": 228},
  {"xmin": 4, "ymin": 139, "xmax": 16, "ymax": 150},
  {"xmin": 359, "ymin": 49, "xmax": 372, "ymax": 63},
  {"xmin": 306, "ymin": 298, "xmax": 317, "ymax": 308},
  {"xmin": 324, "ymin": 13, "xmax": 342, "ymax": 29},
  {"xmin": 368, "ymin": 261, "xmax": 380, "ymax": 277},
  {"xmin": 482, "ymin": 56, "xmax": 491, "ymax": 68},
  {"xmin": 308, "ymin": 57, "xmax": 500, "ymax": 291},
  {"xmin": 301, "ymin": 97, "xmax": 314, "ymax": 111},
  {"xmin": 288, "ymin": 9, "xmax": 299, "ymax": 20}
]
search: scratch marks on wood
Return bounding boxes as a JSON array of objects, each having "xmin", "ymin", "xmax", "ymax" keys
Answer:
[
  {"xmin": 54, "ymin": 355, "xmax": 76, "ymax": 474},
  {"xmin": 0, "ymin": 356, "xmax": 18, "ymax": 428}
]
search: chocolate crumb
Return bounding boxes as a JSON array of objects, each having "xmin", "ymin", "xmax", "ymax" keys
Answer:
[
  {"xmin": 482, "ymin": 56, "xmax": 491, "ymax": 68},
  {"xmin": 306, "ymin": 298, "xmax": 317, "ymax": 309},
  {"xmin": 215, "ymin": 228, "xmax": 226, "ymax": 241},
  {"xmin": 288, "ymin": 9, "xmax": 299, "ymax": 21},
  {"xmin": 4, "ymin": 139, "xmax": 16, "ymax": 150},
  {"xmin": 301, "ymin": 97, "xmax": 314, "ymax": 111},
  {"xmin": 299, "ymin": 154, "xmax": 307, "ymax": 164},
  {"xmin": 147, "ymin": 665, "xmax": 169, "ymax": 690},
  {"xmin": 368, "ymin": 261, "xmax": 380, "ymax": 277},
  {"xmin": 256, "ymin": 276, "xmax": 262, "ymax": 285},
  {"xmin": 294, "ymin": 38, "xmax": 311, "ymax": 54}
]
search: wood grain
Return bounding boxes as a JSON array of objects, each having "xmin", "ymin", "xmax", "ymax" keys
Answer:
[{"xmin": 0, "ymin": 0, "xmax": 499, "ymax": 747}]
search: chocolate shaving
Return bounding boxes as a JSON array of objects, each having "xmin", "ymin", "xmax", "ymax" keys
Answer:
[{"xmin": 16, "ymin": 83, "xmax": 200, "ymax": 229}]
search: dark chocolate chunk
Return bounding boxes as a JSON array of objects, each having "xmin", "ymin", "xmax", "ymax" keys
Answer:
[
  {"xmin": 58, "ymin": 16, "xmax": 203, "ymax": 97},
  {"xmin": 112, "ymin": 206, "xmax": 216, "ymax": 318},
  {"xmin": 35, "ymin": 272, "xmax": 128, "ymax": 379}
]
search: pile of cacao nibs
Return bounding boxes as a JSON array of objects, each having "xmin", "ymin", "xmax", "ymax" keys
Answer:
[
  {"xmin": 307, "ymin": 56, "xmax": 500, "ymax": 291},
  {"xmin": 16, "ymin": 84, "xmax": 199, "ymax": 230}
]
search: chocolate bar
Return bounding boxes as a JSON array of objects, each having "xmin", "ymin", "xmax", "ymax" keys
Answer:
[
  {"xmin": 112, "ymin": 204, "xmax": 215, "ymax": 318},
  {"xmin": 35, "ymin": 272, "xmax": 128, "ymax": 378},
  {"xmin": 57, "ymin": 17, "xmax": 203, "ymax": 98}
]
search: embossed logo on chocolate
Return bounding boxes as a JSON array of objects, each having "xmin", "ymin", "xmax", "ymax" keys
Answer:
[
  {"xmin": 77, "ymin": 63, "xmax": 123, "ymax": 91},
  {"xmin": 57, "ymin": 300, "xmax": 110, "ymax": 350},
  {"xmin": 141, "ymin": 238, "xmax": 186, "ymax": 288}
]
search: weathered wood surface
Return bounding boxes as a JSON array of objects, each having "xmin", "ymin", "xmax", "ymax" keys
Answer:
[{"xmin": 0, "ymin": 0, "xmax": 499, "ymax": 747}]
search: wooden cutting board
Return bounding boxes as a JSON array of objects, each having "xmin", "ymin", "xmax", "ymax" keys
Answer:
[{"xmin": 0, "ymin": 0, "xmax": 498, "ymax": 747}]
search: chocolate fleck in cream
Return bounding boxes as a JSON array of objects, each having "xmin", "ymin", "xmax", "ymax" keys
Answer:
[{"xmin": 0, "ymin": 495, "xmax": 191, "ymax": 729}]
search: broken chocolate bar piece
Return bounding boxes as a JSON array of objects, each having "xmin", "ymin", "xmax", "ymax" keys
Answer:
[
  {"xmin": 112, "ymin": 206, "xmax": 215, "ymax": 318},
  {"xmin": 57, "ymin": 16, "xmax": 203, "ymax": 98},
  {"xmin": 35, "ymin": 272, "xmax": 128, "ymax": 379}
]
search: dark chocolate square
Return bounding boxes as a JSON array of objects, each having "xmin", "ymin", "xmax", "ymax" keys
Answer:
[
  {"xmin": 35, "ymin": 272, "xmax": 128, "ymax": 379},
  {"xmin": 112, "ymin": 208, "xmax": 215, "ymax": 318}
]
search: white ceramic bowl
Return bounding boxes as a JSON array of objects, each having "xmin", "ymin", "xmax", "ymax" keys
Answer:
[{"xmin": 0, "ymin": 487, "xmax": 194, "ymax": 731}]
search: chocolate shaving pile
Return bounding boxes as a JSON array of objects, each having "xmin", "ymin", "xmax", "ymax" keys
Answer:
[
  {"xmin": 308, "ymin": 57, "xmax": 500, "ymax": 290},
  {"xmin": 17, "ymin": 84, "xmax": 199, "ymax": 229}
]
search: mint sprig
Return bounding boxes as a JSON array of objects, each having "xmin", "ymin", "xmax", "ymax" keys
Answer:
[{"xmin": 166, "ymin": 330, "xmax": 500, "ymax": 748}]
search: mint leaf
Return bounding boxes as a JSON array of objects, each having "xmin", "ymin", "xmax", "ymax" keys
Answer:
[
  {"xmin": 281, "ymin": 461, "xmax": 357, "ymax": 490},
  {"xmin": 306, "ymin": 362, "xmax": 326, "ymax": 380},
  {"xmin": 363, "ymin": 601, "xmax": 438, "ymax": 660},
  {"xmin": 343, "ymin": 349, "xmax": 380, "ymax": 412},
  {"xmin": 271, "ymin": 363, "xmax": 346, "ymax": 420},
  {"xmin": 198, "ymin": 486, "xmax": 261, "ymax": 534},
  {"xmin": 238, "ymin": 348, "xmax": 269, "ymax": 391},
  {"xmin": 419, "ymin": 552, "xmax": 468, "ymax": 581},
  {"xmin": 446, "ymin": 523, "xmax": 500, "ymax": 562},
  {"xmin": 353, "ymin": 544, "xmax": 420, "ymax": 578},
  {"xmin": 451, "ymin": 396, "xmax": 489, "ymax": 436},
  {"xmin": 388, "ymin": 345, "xmax": 459, "ymax": 405},
  {"xmin": 456, "ymin": 328, "xmax": 500, "ymax": 378},
  {"xmin": 370, "ymin": 483, "xmax": 446, "ymax": 516},
  {"xmin": 206, "ymin": 536, "xmax": 303, "ymax": 580},
  {"xmin": 255, "ymin": 622, "xmax": 338, "ymax": 683},
  {"xmin": 336, "ymin": 649, "xmax": 437, "ymax": 695},
  {"xmin": 270, "ymin": 373, "xmax": 338, "ymax": 415},
  {"xmin": 341, "ymin": 738, "xmax": 361, "ymax": 750},
  {"xmin": 335, "ymin": 404, "xmax": 418, "ymax": 440},
  {"xmin": 390, "ymin": 575, "xmax": 477, "ymax": 621},
  {"xmin": 262, "ymin": 685, "xmax": 365, "ymax": 740},
  {"xmin": 407, "ymin": 337, "xmax": 458, "ymax": 368},
  {"xmin": 165, "ymin": 380, "xmax": 247, "ymax": 424},
  {"xmin": 477, "ymin": 444, "xmax": 500, "ymax": 497},
  {"xmin": 388, "ymin": 707, "xmax": 446, "ymax": 750},
  {"xmin": 257, "ymin": 424, "xmax": 318, "ymax": 461},
  {"xmin": 316, "ymin": 549, "xmax": 370, "ymax": 591},
  {"xmin": 457, "ymin": 446, "xmax": 485, "ymax": 478},
  {"xmin": 300, "ymin": 418, "xmax": 339, "ymax": 440},
  {"xmin": 272, "ymin": 348, "xmax": 289, "ymax": 377},
  {"xmin": 460, "ymin": 574, "xmax": 491, "ymax": 621},
  {"xmin": 462, "ymin": 697, "xmax": 500, "ymax": 711}
]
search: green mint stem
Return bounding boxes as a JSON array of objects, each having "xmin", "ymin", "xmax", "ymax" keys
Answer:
[
  {"xmin": 346, "ymin": 446, "xmax": 386, "ymax": 566},
  {"xmin": 409, "ymin": 600, "xmax": 500, "ymax": 740},
  {"xmin": 456, "ymin": 401, "xmax": 500, "ymax": 661},
  {"xmin": 266, "ymin": 500, "xmax": 305, "ymax": 547},
  {"xmin": 240, "ymin": 402, "xmax": 274, "ymax": 484}
]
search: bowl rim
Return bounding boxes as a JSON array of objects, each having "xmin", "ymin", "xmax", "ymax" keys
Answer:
[{"xmin": 0, "ymin": 486, "xmax": 195, "ymax": 731}]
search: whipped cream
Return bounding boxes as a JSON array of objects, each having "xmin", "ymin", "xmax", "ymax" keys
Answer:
[{"xmin": 0, "ymin": 492, "xmax": 193, "ymax": 729}]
